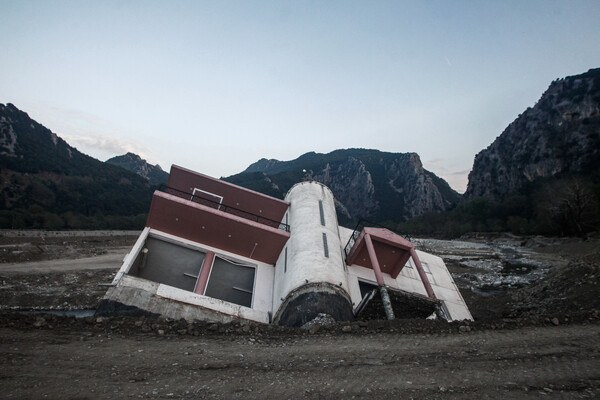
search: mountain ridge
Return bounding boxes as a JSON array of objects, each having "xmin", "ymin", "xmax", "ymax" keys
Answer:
[
  {"xmin": 226, "ymin": 148, "xmax": 461, "ymax": 225},
  {"xmin": 106, "ymin": 152, "xmax": 168, "ymax": 186}
]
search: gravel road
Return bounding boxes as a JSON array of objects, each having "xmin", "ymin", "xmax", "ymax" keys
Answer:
[{"xmin": 1, "ymin": 320, "xmax": 598, "ymax": 399}]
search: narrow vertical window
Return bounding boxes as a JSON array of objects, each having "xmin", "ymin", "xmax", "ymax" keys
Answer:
[
  {"xmin": 439, "ymin": 301, "xmax": 451, "ymax": 320},
  {"xmin": 322, "ymin": 233, "xmax": 329, "ymax": 258},
  {"xmin": 422, "ymin": 262, "xmax": 435, "ymax": 284},
  {"xmin": 318, "ymin": 200, "xmax": 325, "ymax": 226},
  {"xmin": 284, "ymin": 247, "xmax": 287, "ymax": 273},
  {"xmin": 422, "ymin": 262, "xmax": 432, "ymax": 274}
]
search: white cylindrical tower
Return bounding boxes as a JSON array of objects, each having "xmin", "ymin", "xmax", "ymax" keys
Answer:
[{"xmin": 272, "ymin": 181, "xmax": 353, "ymax": 326}]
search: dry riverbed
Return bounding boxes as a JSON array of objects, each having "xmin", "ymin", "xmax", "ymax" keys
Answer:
[{"xmin": 0, "ymin": 230, "xmax": 598, "ymax": 399}]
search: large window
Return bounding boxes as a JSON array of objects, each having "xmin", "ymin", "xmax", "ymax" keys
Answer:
[
  {"xmin": 132, "ymin": 238, "xmax": 205, "ymax": 292},
  {"xmin": 204, "ymin": 256, "xmax": 256, "ymax": 308}
]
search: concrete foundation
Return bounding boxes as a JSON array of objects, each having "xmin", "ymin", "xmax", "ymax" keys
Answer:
[
  {"xmin": 273, "ymin": 283, "xmax": 354, "ymax": 327},
  {"xmin": 100, "ymin": 275, "xmax": 270, "ymax": 324}
]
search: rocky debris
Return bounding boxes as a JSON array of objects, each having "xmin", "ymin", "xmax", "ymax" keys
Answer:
[
  {"xmin": 414, "ymin": 235, "xmax": 556, "ymax": 297},
  {"xmin": 1, "ymin": 309, "xmax": 598, "ymax": 339},
  {"xmin": 457, "ymin": 319, "xmax": 473, "ymax": 333},
  {"xmin": 510, "ymin": 259, "xmax": 600, "ymax": 317},
  {"xmin": 0, "ymin": 269, "xmax": 116, "ymax": 310},
  {"xmin": 414, "ymin": 233, "xmax": 600, "ymax": 322},
  {"xmin": 300, "ymin": 313, "xmax": 336, "ymax": 333}
]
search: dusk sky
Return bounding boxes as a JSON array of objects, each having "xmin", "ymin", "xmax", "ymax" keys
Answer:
[{"xmin": 1, "ymin": 1, "xmax": 599, "ymax": 192}]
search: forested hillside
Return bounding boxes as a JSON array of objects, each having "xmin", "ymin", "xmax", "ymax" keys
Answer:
[{"xmin": 0, "ymin": 103, "xmax": 153, "ymax": 229}]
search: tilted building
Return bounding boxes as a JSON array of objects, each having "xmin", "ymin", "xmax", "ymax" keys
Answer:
[{"xmin": 98, "ymin": 165, "xmax": 472, "ymax": 325}]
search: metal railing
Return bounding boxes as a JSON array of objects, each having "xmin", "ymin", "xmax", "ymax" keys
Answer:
[
  {"xmin": 159, "ymin": 185, "xmax": 290, "ymax": 232},
  {"xmin": 343, "ymin": 219, "xmax": 411, "ymax": 260}
]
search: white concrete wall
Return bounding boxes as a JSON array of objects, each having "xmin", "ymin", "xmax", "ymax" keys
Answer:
[
  {"xmin": 112, "ymin": 227, "xmax": 151, "ymax": 284},
  {"xmin": 116, "ymin": 228, "xmax": 274, "ymax": 315},
  {"xmin": 106, "ymin": 275, "xmax": 270, "ymax": 324},
  {"xmin": 272, "ymin": 182, "xmax": 350, "ymax": 312},
  {"xmin": 340, "ymin": 226, "xmax": 473, "ymax": 321}
]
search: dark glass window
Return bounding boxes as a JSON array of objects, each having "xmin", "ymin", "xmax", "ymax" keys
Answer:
[
  {"xmin": 358, "ymin": 280, "xmax": 378, "ymax": 299},
  {"xmin": 204, "ymin": 257, "xmax": 256, "ymax": 308},
  {"xmin": 318, "ymin": 200, "xmax": 325, "ymax": 226},
  {"xmin": 133, "ymin": 238, "xmax": 205, "ymax": 292}
]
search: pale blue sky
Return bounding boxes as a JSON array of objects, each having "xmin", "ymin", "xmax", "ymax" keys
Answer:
[{"xmin": 1, "ymin": 1, "xmax": 599, "ymax": 192}]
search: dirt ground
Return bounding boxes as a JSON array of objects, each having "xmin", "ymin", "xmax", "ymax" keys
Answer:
[
  {"xmin": 0, "ymin": 230, "xmax": 599, "ymax": 399},
  {"xmin": 0, "ymin": 230, "xmax": 138, "ymax": 311}
]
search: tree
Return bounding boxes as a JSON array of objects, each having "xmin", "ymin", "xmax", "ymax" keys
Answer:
[{"xmin": 538, "ymin": 178, "xmax": 599, "ymax": 237}]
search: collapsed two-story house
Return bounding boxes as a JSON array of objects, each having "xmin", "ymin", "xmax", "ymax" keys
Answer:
[{"xmin": 97, "ymin": 165, "xmax": 472, "ymax": 325}]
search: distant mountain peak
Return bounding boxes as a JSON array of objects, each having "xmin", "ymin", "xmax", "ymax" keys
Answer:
[
  {"xmin": 244, "ymin": 158, "xmax": 283, "ymax": 173},
  {"xmin": 106, "ymin": 152, "xmax": 168, "ymax": 186},
  {"xmin": 0, "ymin": 103, "xmax": 83, "ymax": 168}
]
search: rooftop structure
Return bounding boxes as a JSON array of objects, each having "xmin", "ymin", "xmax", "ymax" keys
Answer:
[{"xmin": 98, "ymin": 165, "xmax": 472, "ymax": 325}]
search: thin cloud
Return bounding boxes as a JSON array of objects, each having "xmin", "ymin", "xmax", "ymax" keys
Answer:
[
  {"xmin": 61, "ymin": 132, "xmax": 155, "ymax": 162},
  {"xmin": 27, "ymin": 102, "xmax": 160, "ymax": 164}
]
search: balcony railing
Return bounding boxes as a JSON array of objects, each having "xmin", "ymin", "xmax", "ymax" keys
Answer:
[
  {"xmin": 343, "ymin": 219, "xmax": 411, "ymax": 260},
  {"xmin": 159, "ymin": 185, "xmax": 290, "ymax": 232}
]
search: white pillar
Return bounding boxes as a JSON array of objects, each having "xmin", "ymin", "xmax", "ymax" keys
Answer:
[{"xmin": 272, "ymin": 181, "xmax": 352, "ymax": 326}]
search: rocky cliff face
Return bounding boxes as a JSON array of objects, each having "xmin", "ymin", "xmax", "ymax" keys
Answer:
[
  {"xmin": 309, "ymin": 156, "xmax": 379, "ymax": 220},
  {"xmin": 465, "ymin": 68, "xmax": 600, "ymax": 201},
  {"xmin": 106, "ymin": 153, "xmax": 168, "ymax": 186},
  {"xmin": 385, "ymin": 153, "xmax": 454, "ymax": 219},
  {"xmin": 227, "ymin": 149, "xmax": 460, "ymax": 224}
]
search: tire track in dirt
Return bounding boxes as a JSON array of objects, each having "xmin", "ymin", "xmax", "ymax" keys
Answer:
[{"xmin": 1, "ymin": 323, "xmax": 598, "ymax": 399}]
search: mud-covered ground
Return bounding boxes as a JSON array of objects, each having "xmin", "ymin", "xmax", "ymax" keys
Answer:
[
  {"xmin": 0, "ymin": 230, "xmax": 138, "ymax": 312},
  {"xmin": 415, "ymin": 233, "xmax": 600, "ymax": 321},
  {"xmin": 0, "ymin": 230, "xmax": 599, "ymax": 399}
]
